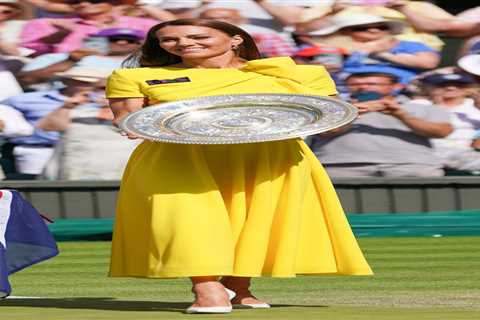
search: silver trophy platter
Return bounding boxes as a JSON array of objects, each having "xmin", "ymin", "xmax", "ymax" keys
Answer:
[{"xmin": 119, "ymin": 94, "xmax": 357, "ymax": 144}]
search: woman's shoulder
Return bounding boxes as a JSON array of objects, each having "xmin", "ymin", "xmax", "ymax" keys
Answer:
[
  {"xmin": 109, "ymin": 66, "xmax": 188, "ymax": 79},
  {"xmin": 242, "ymin": 57, "xmax": 296, "ymax": 70}
]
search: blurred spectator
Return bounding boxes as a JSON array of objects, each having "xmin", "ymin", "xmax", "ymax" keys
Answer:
[
  {"xmin": 297, "ymin": 14, "xmax": 440, "ymax": 84},
  {"xmin": 0, "ymin": 66, "xmax": 103, "ymax": 180},
  {"xmin": 19, "ymin": 27, "xmax": 145, "ymax": 88},
  {"xmin": 199, "ymin": 7, "xmax": 295, "ymax": 57},
  {"xmin": 19, "ymin": 0, "xmax": 158, "ymax": 54},
  {"xmin": 0, "ymin": 104, "xmax": 33, "ymax": 137},
  {"xmin": 0, "ymin": 57, "xmax": 23, "ymax": 99},
  {"xmin": 37, "ymin": 78, "xmax": 139, "ymax": 180},
  {"xmin": 24, "ymin": 0, "xmax": 177, "ymax": 21},
  {"xmin": 420, "ymin": 73, "xmax": 480, "ymax": 173},
  {"xmin": 0, "ymin": 0, "xmax": 34, "ymax": 57},
  {"xmin": 113, "ymin": 2, "xmax": 176, "ymax": 20},
  {"xmin": 458, "ymin": 45, "xmax": 480, "ymax": 80},
  {"xmin": 0, "ymin": 103, "xmax": 33, "ymax": 179},
  {"xmin": 309, "ymin": 70, "xmax": 452, "ymax": 177},
  {"xmin": 386, "ymin": 2, "xmax": 480, "ymax": 37},
  {"xmin": 255, "ymin": 0, "xmax": 449, "ymax": 51}
]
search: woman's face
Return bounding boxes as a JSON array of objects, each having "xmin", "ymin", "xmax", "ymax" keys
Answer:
[
  {"xmin": 156, "ymin": 25, "xmax": 243, "ymax": 60},
  {"xmin": 343, "ymin": 23, "xmax": 391, "ymax": 42}
]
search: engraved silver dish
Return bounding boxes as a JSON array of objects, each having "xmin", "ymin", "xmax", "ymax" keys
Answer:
[{"xmin": 119, "ymin": 94, "xmax": 357, "ymax": 144}]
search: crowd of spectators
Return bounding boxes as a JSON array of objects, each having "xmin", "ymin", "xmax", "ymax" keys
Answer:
[{"xmin": 0, "ymin": 0, "xmax": 479, "ymax": 180}]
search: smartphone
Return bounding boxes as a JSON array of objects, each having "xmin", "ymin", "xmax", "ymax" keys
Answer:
[
  {"xmin": 351, "ymin": 91, "xmax": 384, "ymax": 102},
  {"xmin": 82, "ymin": 36, "xmax": 109, "ymax": 55}
]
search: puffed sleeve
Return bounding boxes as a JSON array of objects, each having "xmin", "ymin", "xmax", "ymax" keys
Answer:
[
  {"xmin": 242, "ymin": 57, "xmax": 338, "ymax": 96},
  {"xmin": 106, "ymin": 69, "xmax": 145, "ymax": 99}
]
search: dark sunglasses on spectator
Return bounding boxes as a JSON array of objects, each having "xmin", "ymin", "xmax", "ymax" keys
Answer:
[
  {"xmin": 347, "ymin": 25, "xmax": 390, "ymax": 32},
  {"xmin": 108, "ymin": 37, "xmax": 140, "ymax": 44}
]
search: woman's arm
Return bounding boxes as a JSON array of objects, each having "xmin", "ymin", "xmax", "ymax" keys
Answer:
[{"xmin": 109, "ymin": 97, "xmax": 145, "ymax": 139}]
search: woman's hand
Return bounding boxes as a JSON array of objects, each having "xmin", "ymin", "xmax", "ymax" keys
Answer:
[{"xmin": 109, "ymin": 97, "xmax": 145, "ymax": 139}]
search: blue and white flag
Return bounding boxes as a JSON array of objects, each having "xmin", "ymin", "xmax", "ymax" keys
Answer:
[{"xmin": 0, "ymin": 190, "xmax": 59, "ymax": 298}]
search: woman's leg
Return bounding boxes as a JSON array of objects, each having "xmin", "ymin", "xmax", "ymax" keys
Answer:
[
  {"xmin": 220, "ymin": 276, "xmax": 268, "ymax": 305},
  {"xmin": 190, "ymin": 276, "xmax": 231, "ymax": 307}
]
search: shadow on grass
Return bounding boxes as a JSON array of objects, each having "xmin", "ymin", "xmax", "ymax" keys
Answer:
[
  {"xmin": 1, "ymin": 297, "xmax": 328, "ymax": 313},
  {"xmin": 1, "ymin": 298, "xmax": 190, "ymax": 313}
]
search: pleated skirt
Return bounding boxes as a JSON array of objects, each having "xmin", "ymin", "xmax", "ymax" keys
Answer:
[{"xmin": 109, "ymin": 139, "xmax": 373, "ymax": 278}]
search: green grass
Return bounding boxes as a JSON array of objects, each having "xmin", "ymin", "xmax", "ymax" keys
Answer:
[{"xmin": 2, "ymin": 237, "xmax": 480, "ymax": 319}]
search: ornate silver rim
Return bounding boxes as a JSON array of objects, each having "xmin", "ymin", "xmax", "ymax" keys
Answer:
[{"xmin": 119, "ymin": 93, "xmax": 358, "ymax": 144}]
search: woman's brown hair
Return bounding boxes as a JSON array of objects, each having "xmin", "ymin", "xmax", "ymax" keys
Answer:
[{"xmin": 122, "ymin": 18, "xmax": 261, "ymax": 68}]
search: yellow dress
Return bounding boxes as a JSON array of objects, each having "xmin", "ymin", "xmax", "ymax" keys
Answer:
[{"xmin": 106, "ymin": 57, "xmax": 373, "ymax": 278}]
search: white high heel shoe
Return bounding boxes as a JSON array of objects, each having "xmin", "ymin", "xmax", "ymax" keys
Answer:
[
  {"xmin": 226, "ymin": 288, "xmax": 271, "ymax": 309},
  {"xmin": 185, "ymin": 288, "xmax": 236, "ymax": 314}
]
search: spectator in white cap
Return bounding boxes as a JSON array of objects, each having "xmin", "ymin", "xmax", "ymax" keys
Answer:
[
  {"xmin": 37, "ymin": 67, "xmax": 139, "ymax": 181},
  {"xmin": 295, "ymin": 14, "xmax": 440, "ymax": 84},
  {"xmin": 20, "ymin": 27, "xmax": 146, "ymax": 89},
  {"xmin": 420, "ymin": 72, "xmax": 480, "ymax": 174},
  {"xmin": 255, "ymin": 0, "xmax": 449, "ymax": 51}
]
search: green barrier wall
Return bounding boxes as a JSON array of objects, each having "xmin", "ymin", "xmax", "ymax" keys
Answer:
[{"xmin": 47, "ymin": 211, "xmax": 480, "ymax": 241}]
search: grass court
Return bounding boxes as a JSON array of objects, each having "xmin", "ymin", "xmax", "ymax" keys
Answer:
[{"xmin": 2, "ymin": 237, "xmax": 479, "ymax": 319}]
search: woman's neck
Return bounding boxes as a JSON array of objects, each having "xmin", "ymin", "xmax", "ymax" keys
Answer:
[{"xmin": 179, "ymin": 53, "xmax": 245, "ymax": 69}]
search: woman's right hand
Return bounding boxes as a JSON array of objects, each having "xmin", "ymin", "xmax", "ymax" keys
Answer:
[
  {"xmin": 112, "ymin": 117, "xmax": 141, "ymax": 140},
  {"xmin": 109, "ymin": 97, "xmax": 146, "ymax": 139}
]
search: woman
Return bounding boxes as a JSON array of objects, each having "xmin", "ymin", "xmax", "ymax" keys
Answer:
[{"xmin": 106, "ymin": 19, "xmax": 372, "ymax": 314}]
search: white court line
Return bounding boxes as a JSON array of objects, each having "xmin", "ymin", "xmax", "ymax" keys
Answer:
[{"xmin": 4, "ymin": 296, "xmax": 44, "ymax": 299}]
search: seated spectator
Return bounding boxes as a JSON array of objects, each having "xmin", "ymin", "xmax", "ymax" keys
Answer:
[
  {"xmin": 420, "ymin": 73, "xmax": 480, "ymax": 173},
  {"xmin": 0, "ymin": 66, "xmax": 104, "ymax": 180},
  {"xmin": 199, "ymin": 7, "xmax": 295, "ymax": 58},
  {"xmin": 255, "ymin": 0, "xmax": 449, "ymax": 51},
  {"xmin": 297, "ymin": 14, "xmax": 440, "ymax": 84},
  {"xmin": 0, "ymin": 0, "xmax": 34, "ymax": 57},
  {"xmin": 37, "ymin": 78, "xmax": 139, "ymax": 180},
  {"xmin": 19, "ymin": 0, "xmax": 158, "ymax": 54},
  {"xmin": 19, "ymin": 27, "xmax": 145, "ymax": 88},
  {"xmin": 309, "ymin": 69, "xmax": 453, "ymax": 177}
]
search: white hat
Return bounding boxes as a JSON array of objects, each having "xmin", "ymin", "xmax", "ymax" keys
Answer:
[
  {"xmin": 55, "ymin": 67, "xmax": 110, "ymax": 83},
  {"xmin": 304, "ymin": 14, "xmax": 405, "ymax": 36},
  {"xmin": 458, "ymin": 54, "xmax": 480, "ymax": 76}
]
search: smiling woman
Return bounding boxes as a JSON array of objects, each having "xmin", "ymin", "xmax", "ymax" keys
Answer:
[{"xmin": 106, "ymin": 19, "xmax": 372, "ymax": 315}]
